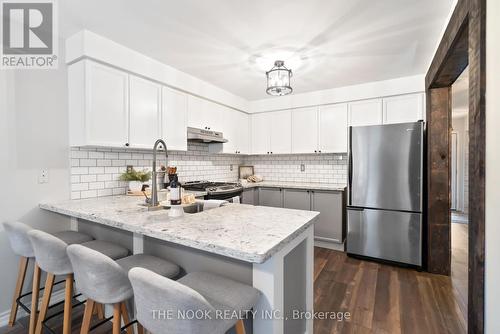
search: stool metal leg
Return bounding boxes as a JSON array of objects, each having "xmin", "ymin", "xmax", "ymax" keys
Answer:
[
  {"xmin": 35, "ymin": 272, "xmax": 55, "ymax": 334},
  {"xmin": 8, "ymin": 256, "xmax": 29, "ymax": 326},
  {"xmin": 63, "ymin": 274, "xmax": 73, "ymax": 334},
  {"xmin": 80, "ymin": 299, "xmax": 95, "ymax": 334},
  {"xmin": 235, "ymin": 319, "xmax": 246, "ymax": 334},
  {"xmin": 29, "ymin": 263, "xmax": 41, "ymax": 334},
  {"xmin": 113, "ymin": 303, "xmax": 121, "ymax": 334}
]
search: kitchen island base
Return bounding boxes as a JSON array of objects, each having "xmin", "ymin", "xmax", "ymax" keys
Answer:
[{"xmin": 67, "ymin": 216, "xmax": 315, "ymax": 334}]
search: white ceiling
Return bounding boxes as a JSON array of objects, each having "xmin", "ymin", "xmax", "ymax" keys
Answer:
[{"xmin": 60, "ymin": 0, "xmax": 455, "ymax": 101}]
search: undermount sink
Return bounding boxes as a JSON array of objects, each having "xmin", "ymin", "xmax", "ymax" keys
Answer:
[{"xmin": 139, "ymin": 201, "xmax": 204, "ymax": 213}]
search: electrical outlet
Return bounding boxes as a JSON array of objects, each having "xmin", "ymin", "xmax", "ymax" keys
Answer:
[
  {"xmin": 230, "ymin": 164, "xmax": 233, "ymax": 171},
  {"xmin": 39, "ymin": 169, "xmax": 49, "ymax": 184},
  {"xmin": 339, "ymin": 155, "xmax": 343, "ymax": 160},
  {"xmin": 300, "ymin": 164, "xmax": 305, "ymax": 172},
  {"xmin": 126, "ymin": 165, "xmax": 134, "ymax": 173}
]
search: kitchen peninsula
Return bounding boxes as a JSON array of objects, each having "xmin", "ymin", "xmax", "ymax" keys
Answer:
[{"xmin": 40, "ymin": 196, "xmax": 318, "ymax": 334}]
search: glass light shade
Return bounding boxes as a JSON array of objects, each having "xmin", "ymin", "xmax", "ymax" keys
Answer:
[{"xmin": 266, "ymin": 60, "xmax": 292, "ymax": 96}]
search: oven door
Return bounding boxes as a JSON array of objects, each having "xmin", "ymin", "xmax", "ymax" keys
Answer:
[{"xmin": 206, "ymin": 190, "xmax": 243, "ymax": 202}]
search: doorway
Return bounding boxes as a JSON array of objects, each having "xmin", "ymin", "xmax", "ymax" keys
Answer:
[
  {"xmin": 450, "ymin": 66, "xmax": 470, "ymax": 321},
  {"xmin": 425, "ymin": 0, "xmax": 485, "ymax": 332}
]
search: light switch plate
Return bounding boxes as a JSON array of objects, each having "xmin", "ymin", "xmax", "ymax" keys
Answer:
[{"xmin": 39, "ymin": 169, "xmax": 49, "ymax": 184}]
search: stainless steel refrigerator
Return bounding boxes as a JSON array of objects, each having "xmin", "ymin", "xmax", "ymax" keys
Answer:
[{"xmin": 346, "ymin": 121, "xmax": 423, "ymax": 266}]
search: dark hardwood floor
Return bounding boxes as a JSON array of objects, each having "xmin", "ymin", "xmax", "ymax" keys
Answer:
[
  {"xmin": 1, "ymin": 241, "xmax": 468, "ymax": 334},
  {"xmin": 314, "ymin": 247, "xmax": 467, "ymax": 334}
]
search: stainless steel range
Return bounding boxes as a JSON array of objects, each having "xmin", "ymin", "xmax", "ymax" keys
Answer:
[{"xmin": 182, "ymin": 181, "xmax": 243, "ymax": 201}]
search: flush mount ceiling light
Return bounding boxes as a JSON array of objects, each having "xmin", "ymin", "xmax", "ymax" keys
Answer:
[{"xmin": 266, "ymin": 60, "xmax": 292, "ymax": 96}]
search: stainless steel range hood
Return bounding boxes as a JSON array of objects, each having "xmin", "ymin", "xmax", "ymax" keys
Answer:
[{"xmin": 187, "ymin": 127, "xmax": 228, "ymax": 143}]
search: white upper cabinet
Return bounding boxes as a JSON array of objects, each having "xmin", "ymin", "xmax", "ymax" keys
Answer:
[
  {"xmin": 291, "ymin": 107, "xmax": 319, "ymax": 154},
  {"xmin": 162, "ymin": 87, "xmax": 188, "ymax": 151},
  {"xmin": 270, "ymin": 110, "xmax": 292, "ymax": 154},
  {"xmin": 348, "ymin": 99, "xmax": 383, "ymax": 127},
  {"xmin": 128, "ymin": 75, "xmax": 161, "ymax": 149},
  {"xmin": 319, "ymin": 103, "xmax": 348, "ymax": 153},
  {"xmin": 218, "ymin": 106, "xmax": 249, "ymax": 154},
  {"xmin": 187, "ymin": 95, "xmax": 222, "ymax": 131},
  {"xmin": 251, "ymin": 113, "xmax": 271, "ymax": 155},
  {"xmin": 383, "ymin": 93, "xmax": 424, "ymax": 124},
  {"xmin": 69, "ymin": 60, "xmax": 129, "ymax": 147}
]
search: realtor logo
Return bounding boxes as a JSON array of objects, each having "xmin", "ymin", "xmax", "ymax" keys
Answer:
[{"xmin": 1, "ymin": 0, "xmax": 58, "ymax": 69}]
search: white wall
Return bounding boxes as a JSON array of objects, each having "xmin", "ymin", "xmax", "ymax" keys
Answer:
[
  {"xmin": 451, "ymin": 116, "xmax": 468, "ymax": 213},
  {"xmin": 0, "ymin": 41, "xmax": 72, "ymax": 319},
  {"xmin": 485, "ymin": 0, "xmax": 500, "ymax": 332}
]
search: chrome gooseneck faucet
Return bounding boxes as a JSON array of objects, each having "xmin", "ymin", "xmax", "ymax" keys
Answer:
[{"xmin": 151, "ymin": 139, "xmax": 168, "ymax": 207}]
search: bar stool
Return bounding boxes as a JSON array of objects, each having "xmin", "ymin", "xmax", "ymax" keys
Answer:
[
  {"xmin": 2, "ymin": 221, "xmax": 94, "ymax": 331},
  {"xmin": 66, "ymin": 244, "xmax": 180, "ymax": 334},
  {"xmin": 129, "ymin": 267, "xmax": 261, "ymax": 334},
  {"xmin": 27, "ymin": 230, "xmax": 129, "ymax": 334}
]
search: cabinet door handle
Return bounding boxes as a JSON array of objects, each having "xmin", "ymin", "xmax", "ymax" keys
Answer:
[
  {"xmin": 314, "ymin": 150, "xmax": 317, "ymax": 153},
  {"xmin": 125, "ymin": 143, "xmax": 130, "ymax": 147}
]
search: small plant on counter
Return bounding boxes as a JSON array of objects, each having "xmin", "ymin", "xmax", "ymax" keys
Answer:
[{"xmin": 119, "ymin": 168, "xmax": 151, "ymax": 192}]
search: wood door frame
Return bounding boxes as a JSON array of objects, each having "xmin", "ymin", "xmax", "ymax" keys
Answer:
[{"xmin": 425, "ymin": 0, "xmax": 485, "ymax": 332}]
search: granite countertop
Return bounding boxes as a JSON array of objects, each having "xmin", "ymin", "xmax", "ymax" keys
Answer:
[
  {"xmin": 40, "ymin": 196, "xmax": 318, "ymax": 264},
  {"xmin": 241, "ymin": 181, "xmax": 347, "ymax": 191}
]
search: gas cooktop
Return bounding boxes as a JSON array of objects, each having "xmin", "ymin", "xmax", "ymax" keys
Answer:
[{"xmin": 182, "ymin": 181, "xmax": 243, "ymax": 197}]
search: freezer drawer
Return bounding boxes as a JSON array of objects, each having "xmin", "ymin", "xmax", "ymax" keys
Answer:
[{"xmin": 346, "ymin": 208, "xmax": 422, "ymax": 266}]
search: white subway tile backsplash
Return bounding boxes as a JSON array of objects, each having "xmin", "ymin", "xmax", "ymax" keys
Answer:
[
  {"xmin": 80, "ymin": 174, "xmax": 97, "ymax": 183},
  {"xmin": 70, "ymin": 143, "xmax": 346, "ymax": 199},
  {"xmin": 79, "ymin": 159, "xmax": 96, "ymax": 167}
]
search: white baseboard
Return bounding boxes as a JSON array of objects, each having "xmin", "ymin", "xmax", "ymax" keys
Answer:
[
  {"xmin": 0, "ymin": 288, "xmax": 66, "ymax": 328},
  {"xmin": 314, "ymin": 240, "xmax": 345, "ymax": 252}
]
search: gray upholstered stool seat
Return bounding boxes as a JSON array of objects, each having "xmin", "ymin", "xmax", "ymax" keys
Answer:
[
  {"xmin": 129, "ymin": 267, "xmax": 261, "ymax": 334},
  {"xmin": 179, "ymin": 272, "xmax": 261, "ymax": 313},
  {"xmin": 117, "ymin": 254, "xmax": 180, "ymax": 278},
  {"xmin": 52, "ymin": 230, "xmax": 94, "ymax": 245},
  {"xmin": 66, "ymin": 244, "xmax": 180, "ymax": 334}
]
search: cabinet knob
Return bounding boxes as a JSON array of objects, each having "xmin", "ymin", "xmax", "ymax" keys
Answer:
[
  {"xmin": 314, "ymin": 150, "xmax": 317, "ymax": 153},
  {"xmin": 267, "ymin": 152, "xmax": 269, "ymax": 154},
  {"xmin": 125, "ymin": 143, "xmax": 130, "ymax": 147},
  {"xmin": 319, "ymin": 150, "xmax": 322, "ymax": 153}
]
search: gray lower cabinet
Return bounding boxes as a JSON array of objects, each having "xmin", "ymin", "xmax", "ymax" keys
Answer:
[
  {"xmin": 312, "ymin": 190, "xmax": 345, "ymax": 243},
  {"xmin": 241, "ymin": 188, "xmax": 256, "ymax": 205},
  {"xmin": 283, "ymin": 188, "xmax": 311, "ymax": 211},
  {"xmin": 258, "ymin": 187, "xmax": 283, "ymax": 207}
]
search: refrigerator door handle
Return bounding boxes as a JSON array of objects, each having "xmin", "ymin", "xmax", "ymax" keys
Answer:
[
  {"xmin": 348, "ymin": 207, "xmax": 364, "ymax": 211},
  {"xmin": 348, "ymin": 127, "xmax": 353, "ymax": 205}
]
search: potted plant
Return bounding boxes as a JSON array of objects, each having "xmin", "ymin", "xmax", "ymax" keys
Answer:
[{"xmin": 119, "ymin": 168, "xmax": 151, "ymax": 192}]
